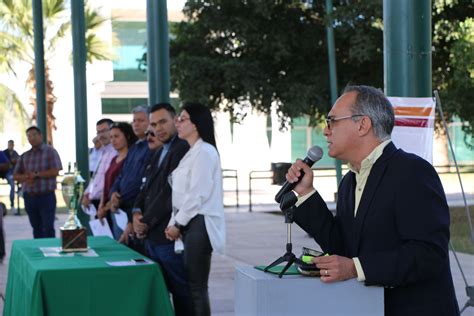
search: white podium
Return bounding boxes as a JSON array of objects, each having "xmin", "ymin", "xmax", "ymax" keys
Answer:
[{"xmin": 235, "ymin": 265, "xmax": 384, "ymax": 316}]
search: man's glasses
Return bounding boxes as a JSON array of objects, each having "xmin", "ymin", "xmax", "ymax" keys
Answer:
[
  {"xmin": 325, "ymin": 114, "xmax": 364, "ymax": 130},
  {"xmin": 145, "ymin": 130, "xmax": 155, "ymax": 137}
]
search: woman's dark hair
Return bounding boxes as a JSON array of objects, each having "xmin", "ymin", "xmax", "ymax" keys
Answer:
[
  {"xmin": 110, "ymin": 122, "xmax": 138, "ymax": 148},
  {"xmin": 181, "ymin": 102, "xmax": 217, "ymax": 149}
]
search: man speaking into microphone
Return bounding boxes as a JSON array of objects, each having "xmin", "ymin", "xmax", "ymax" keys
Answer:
[{"xmin": 286, "ymin": 85, "xmax": 459, "ymax": 316}]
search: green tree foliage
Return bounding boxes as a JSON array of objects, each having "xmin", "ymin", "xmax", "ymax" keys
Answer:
[
  {"xmin": 0, "ymin": 0, "xmax": 112, "ymax": 143},
  {"xmin": 432, "ymin": 1, "xmax": 474, "ymax": 141},
  {"xmin": 169, "ymin": 1, "xmax": 383, "ymax": 126},
  {"xmin": 167, "ymin": 0, "xmax": 473, "ymax": 136}
]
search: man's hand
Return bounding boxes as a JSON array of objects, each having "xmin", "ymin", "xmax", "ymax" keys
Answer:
[
  {"xmin": 312, "ymin": 255, "xmax": 357, "ymax": 283},
  {"xmin": 110, "ymin": 192, "xmax": 121, "ymax": 211},
  {"xmin": 24, "ymin": 172, "xmax": 35, "ymax": 186},
  {"xmin": 81, "ymin": 193, "xmax": 90, "ymax": 207},
  {"xmin": 133, "ymin": 212, "xmax": 148, "ymax": 238},
  {"xmin": 97, "ymin": 203, "xmax": 108, "ymax": 223},
  {"xmin": 286, "ymin": 159, "xmax": 315, "ymax": 196},
  {"xmin": 119, "ymin": 223, "xmax": 133, "ymax": 244},
  {"xmin": 165, "ymin": 225, "xmax": 181, "ymax": 241}
]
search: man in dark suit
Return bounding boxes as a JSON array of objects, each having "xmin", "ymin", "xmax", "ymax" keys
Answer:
[
  {"xmin": 132, "ymin": 103, "xmax": 192, "ymax": 316},
  {"xmin": 287, "ymin": 85, "xmax": 459, "ymax": 316}
]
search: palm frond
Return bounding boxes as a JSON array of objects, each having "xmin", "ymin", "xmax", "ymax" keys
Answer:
[
  {"xmin": 85, "ymin": 33, "xmax": 114, "ymax": 62},
  {"xmin": 43, "ymin": 0, "xmax": 66, "ymax": 19},
  {"xmin": 85, "ymin": 6, "xmax": 109, "ymax": 30},
  {"xmin": 47, "ymin": 21, "xmax": 70, "ymax": 52}
]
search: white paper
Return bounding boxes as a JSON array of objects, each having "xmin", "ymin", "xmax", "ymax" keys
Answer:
[
  {"xmin": 81, "ymin": 204, "xmax": 97, "ymax": 218},
  {"xmin": 114, "ymin": 209, "xmax": 128, "ymax": 231},
  {"xmin": 89, "ymin": 219, "xmax": 114, "ymax": 238},
  {"xmin": 78, "ymin": 249, "xmax": 99, "ymax": 257},
  {"xmin": 106, "ymin": 259, "xmax": 154, "ymax": 267},
  {"xmin": 40, "ymin": 247, "xmax": 74, "ymax": 257},
  {"xmin": 174, "ymin": 238, "xmax": 184, "ymax": 254}
]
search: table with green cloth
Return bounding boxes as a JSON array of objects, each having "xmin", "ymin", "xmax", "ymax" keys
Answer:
[{"xmin": 3, "ymin": 236, "xmax": 174, "ymax": 316}]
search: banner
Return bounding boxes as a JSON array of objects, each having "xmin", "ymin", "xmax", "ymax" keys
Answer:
[{"xmin": 388, "ymin": 97, "xmax": 435, "ymax": 164}]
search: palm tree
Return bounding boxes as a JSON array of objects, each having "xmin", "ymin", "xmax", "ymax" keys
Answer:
[{"xmin": 0, "ymin": 0, "xmax": 112, "ymax": 144}]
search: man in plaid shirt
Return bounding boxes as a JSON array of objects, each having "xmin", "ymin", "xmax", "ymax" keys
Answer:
[{"xmin": 13, "ymin": 126, "xmax": 62, "ymax": 238}]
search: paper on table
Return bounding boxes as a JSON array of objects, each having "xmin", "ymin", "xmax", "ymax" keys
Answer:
[
  {"xmin": 40, "ymin": 247, "xmax": 74, "ymax": 257},
  {"xmin": 78, "ymin": 248, "xmax": 99, "ymax": 257},
  {"xmin": 89, "ymin": 219, "xmax": 114, "ymax": 238},
  {"xmin": 39, "ymin": 247, "xmax": 98, "ymax": 257},
  {"xmin": 106, "ymin": 259, "xmax": 154, "ymax": 267},
  {"xmin": 81, "ymin": 204, "xmax": 97, "ymax": 218},
  {"xmin": 114, "ymin": 209, "xmax": 128, "ymax": 230}
]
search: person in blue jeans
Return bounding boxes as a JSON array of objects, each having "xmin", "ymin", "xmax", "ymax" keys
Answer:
[
  {"xmin": 3, "ymin": 140, "xmax": 20, "ymax": 212},
  {"xmin": 13, "ymin": 127, "xmax": 62, "ymax": 238}
]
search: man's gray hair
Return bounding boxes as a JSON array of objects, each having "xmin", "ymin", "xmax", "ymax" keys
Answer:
[
  {"xmin": 343, "ymin": 85, "xmax": 395, "ymax": 141},
  {"xmin": 132, "ymin": 105, "xmax": 149, "ymax": 115}
]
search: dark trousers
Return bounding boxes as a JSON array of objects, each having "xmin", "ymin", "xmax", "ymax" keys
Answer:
[
  {"xmin": 183, "ymin": 215, "xmax": 213, "ymax": 316},
  {"xmin": 6, "ymin": 171, "xmax": 15, "ymax": 208},
  {"xmin": 0, "ymin": 203, "xmax": 5, "ymax": 261},
  {"xmin": 23, "ymin": 192, "xmax": 56, "ymax": 238},
  {"xmin": 146, "ymin": 241, "xmax": 194, "ymax": 316}
]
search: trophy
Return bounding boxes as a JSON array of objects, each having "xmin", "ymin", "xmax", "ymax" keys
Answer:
[{"xmin": 60, "ymin": 163, "xmax": 88, "ymax": 252}]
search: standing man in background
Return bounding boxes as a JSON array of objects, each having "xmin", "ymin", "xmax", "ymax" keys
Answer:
[
  {"xmin": 3, "ymin": 140, "xmax": 20, "ymax": 213},
  {"xmin": 14, "ymin": 127, "xmax": 62, "ymax": 238},
  {"xmin": 82, "ymin": 118, "xmax": 116, "ymax": 211}
]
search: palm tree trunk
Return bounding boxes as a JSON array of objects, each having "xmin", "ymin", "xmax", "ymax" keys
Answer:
[{"xmin": 27, "ymin": 65, "xmax": 57, "ymax": 145}]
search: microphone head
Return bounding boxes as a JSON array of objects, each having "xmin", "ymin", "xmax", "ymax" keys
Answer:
[{"xmin": 307, "ymin": 146, "xmax": 324, "ymax": 163}]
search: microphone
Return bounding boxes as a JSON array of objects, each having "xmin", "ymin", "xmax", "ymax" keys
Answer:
[{"xmin": 274, "ymin": 145, "xmax": 324, "ymax": 203}]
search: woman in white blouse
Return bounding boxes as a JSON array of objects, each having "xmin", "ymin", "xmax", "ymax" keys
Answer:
[{"xmin": 165, "ymin": 102, "xmax": 225, "ymax": 316}]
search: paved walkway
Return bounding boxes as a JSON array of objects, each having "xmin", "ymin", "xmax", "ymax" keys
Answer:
[{"xmin": 1, "ymin": 208, "xmax": 474, "ymax": 315}]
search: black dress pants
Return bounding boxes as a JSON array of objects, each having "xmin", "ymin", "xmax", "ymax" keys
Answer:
[
  {"xmin": 0, "ymin": 203, "xmax": 5, "ymax": 261},
  {"xmin": 183, "ymin": 215, "xmax": 212, "ymax": 316}
]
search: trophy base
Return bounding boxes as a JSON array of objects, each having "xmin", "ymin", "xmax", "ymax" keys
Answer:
[{"xmin": 60, "ymin": 227, "xmax": 88, "ymax": 252}]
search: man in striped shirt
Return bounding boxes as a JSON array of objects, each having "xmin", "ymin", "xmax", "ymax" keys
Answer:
[{"xmin": 14, "ymin": 126, "xmax": 62, "ymax": 238}]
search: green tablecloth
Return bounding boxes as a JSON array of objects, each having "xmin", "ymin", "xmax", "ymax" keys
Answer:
[{"xmin": 3, "ymin": 236, "xmax": 174, "ymax": 316}]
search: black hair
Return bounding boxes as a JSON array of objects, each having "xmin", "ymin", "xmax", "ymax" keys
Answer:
[
  {"xmin": 26, "ymin": 126, "xmax": 41, "ymax": 134},
  {"xmin": 150, "ymin": 102, "xmax": 176, "ymax": 117},
  {"xmin": 181, "ymin": 102, "xmax": 217, "ymax": 149},
  {"xmin": 110, "ymin": 122, "xmax": 138, "ymax": 147},
  {"xmin": 96, "ymin": 118, "xmax": 114, "ymax": 127}
]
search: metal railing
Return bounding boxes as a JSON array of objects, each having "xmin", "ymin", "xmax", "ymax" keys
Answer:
[
  {"xmin": 247, "ymin": 167, "xmax": 349, "ymax": 212},
  {"xmin": 247, "ymin": 163, "xmax": 474, "ymax": 212},
  {"xmin": 222, "ymin": 168, "xmax": 239, "ymax": 207},
  {"xmin": 248, "ymin": 170, "xmax": 274, "ymax": 212}
]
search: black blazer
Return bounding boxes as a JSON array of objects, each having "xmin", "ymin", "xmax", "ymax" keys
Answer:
[
  {"xmin": 294, "ymin": 142, "xmax": 459, "ymax": 316},
  {"xmin": 134, "ymin": 136, "xmax": 189, "ymax": 245}
]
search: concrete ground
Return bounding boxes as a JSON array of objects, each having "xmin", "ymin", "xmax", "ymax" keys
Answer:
[{"xmin": 1, "ymin": 205, "xmax": 474, "ymax": 315}]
